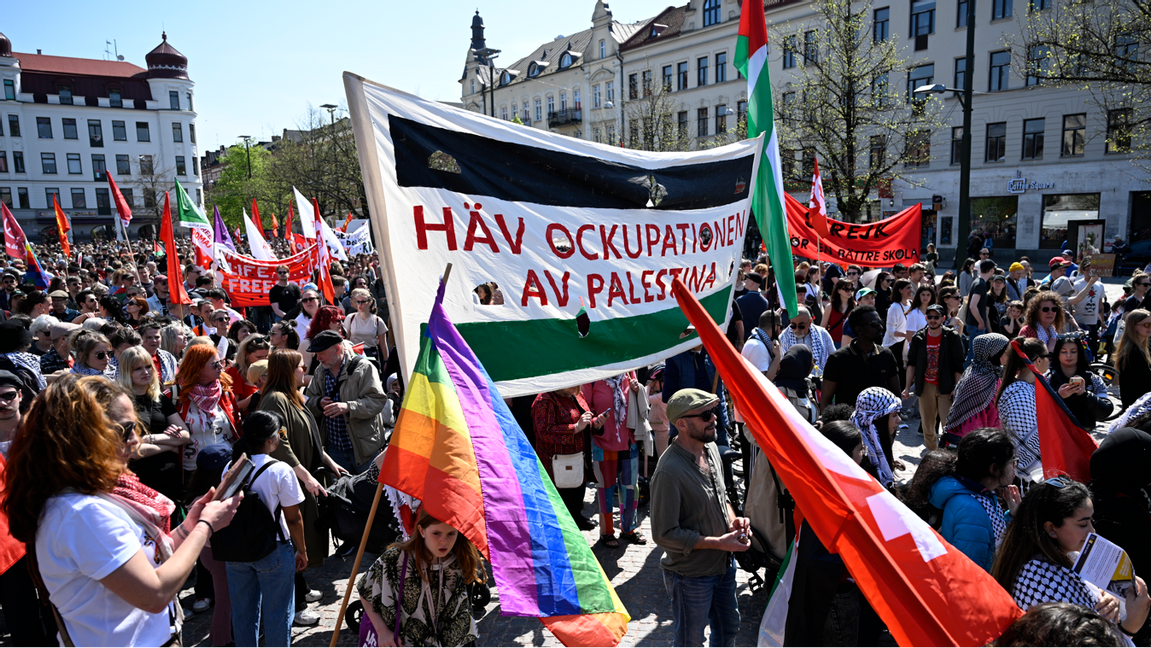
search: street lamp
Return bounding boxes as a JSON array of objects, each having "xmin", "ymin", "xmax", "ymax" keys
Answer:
[
  {"xmin": 604, "ymin": 100, "xmax": 621, "ymax": 146},
  {"xmin": 475, "ymin": 47, "xmax": 501, "ymax": 118},
  {"xmin": 320, "ymin": 103, "xmax": 338, "ymax": 127},
  {"xmin": 239, "ymin": 135, "xmax": 252, "ymax": 179}
]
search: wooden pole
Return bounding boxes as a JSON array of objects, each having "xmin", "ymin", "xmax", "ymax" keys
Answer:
[{"xmin": 329, "ymin": 262, "xmax": 453, "ymax": 647}]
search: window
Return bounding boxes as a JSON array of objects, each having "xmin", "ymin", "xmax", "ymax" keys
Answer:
[
  {"xmin": 558, "ymin": 92, "xmax": 566, "ymax": 111},
  {"xmin": 112, "ymin": 120, "xmax": 127, "ymax": 141},
  {"xmin": 629, "ymin": 73, "xmax": 638, "ymax": 100},
  {"xmin": 169, "ymin": 91, "xmax": 180, "ymax": 110},
  {"xmin": 0, "ymin": 152, "xmax": 5, "ymax": 172},
  {"xmin": 985, "ymin": 122, "xmax": 1006, "ymax": 161},
  {"xmin": 71, "ymin": 188, "xmax": 86, "ymax": 209},
  {"xmin": 88, "ymin": 119, "xmax": 103, "ymax": 147},
  {"xmin": 136, "ymin": 122, "xmax": 150, "ymax": 142},
  {"xmin": 660, "ymin": 66, "xmax": 672, "ymax": 92},
  {"xmin": 716, "ymin": 104, "xmax": 728, "ymax": 134},
  {"xmin": 534, "ymin": 99, "xmax": 542, "ymax": 122},
  {"xmin": 1042, "ymin": 193, "xmax": 1099, "ymax": 248},
  {"xmin": 697, "ymin": 107, "xmax": 709, "ymax": 138},
  {"xmin": 187, "ymin": 92, "xmax": 193, "ymax": 112},
  {"xmin": 872, "ymin": 73, "xmax": 889, "ymax": 106},
  {"xmin": 804, "ymin": 31, "xmax": 818, "ymax": 64},
  {"xmin": 738, "ymin": 100, "xmax": 748, "ymax": 125},
  {"xmin": 783, "ymin": 36, "xmax": 797, "ymax": 68},
  {"xmin": 905, "ymin": 131, "xmax": 930, "ymax": 167},
  {"xmin": 703, "ymin": 0, "xmax": 721, "ymax": 26},
  {"xmin": 3, "ymin": 80, "xmax": 13, "ymax": 100},
  {"xmin": 957, "ymin": 0, "xmax": 972, "ymax": 27},
  {"xmin": 871, "ymin": 135, "xmax": 887, "ymax": 168},
  {"xmin": 954, "ymin": 57, "xmax": 967, "ymax": 90},
  {"xmin": 874, "ymin": 8, "xmax": 890, "ymax": 42},
  {"xmin": 678, "ymin": 111, "xmax": 689, "ymax": 141},
  {"xmin": 716, "ymin": 53, "xmax": 727, "ymax": 82},
  {"xmin": 45, "ymin": 188, "xmax": 60, "ymax": 208},
  {"xmin": 7, "ymin": 115, "xmax": 18, "ymax": 137},
  {"xmin": 176, "ymin": 156, "xmax": 187, "ymax": 175},
  {"xmin": 193, "ymin": 157, "xmax": 199, "ymax": 176},
  {"xmin": 1115, "ymin": 36, "xmax": 1138, "ymax": 74},
  {"xmin": 12, "ymin": 152, "xmax": 23, "ymax": 173},
  {"xmin": 989, "ymin": 51, "xmax": 1010, "ymax": 91},
  {"xmin": 781, "ymin": 92, "xmax": 796, "ymax": 123},
  {"xmin": 17, "ymin": 188, "xmax": 27, "ymax": 208},
  {"xmin": 109, "ymin": 89, "xmax": 122, "ymax": 108},
  {"xmin": 1022, "ymin": 117, "xmax": 1045, "ymax": 159},
  {"xmin": 1107, "ymin": 108, "xmax": 1132, "ymax": 153},
  {"xmin": 500, "ymin": 105, "xmax": 507, "ymax": 121},
  {"xmin": 189, "ymin": 123, "xmax": 196, "ymax": 144},
  {"xmin": 523, "ymin": 102, "xmax": 529, "ymax": 121},
  {"xmin": 67, "ymin": 153, "xmax": 82, "ymax": 174},
  {"xmin": 691, "ymin": 58, "xmax": 704, "ymax": 88},
  {"xmin": 95, "ymin": 188, "xmax": 111, "ymax": 215},
  {"xmin": 606, "ymin": 81, "xmax": 614, "ymax": 104},
  {"xmin": 116, "ymin": 154, "xmax": 130, "ymax": 175},
  {"xmin": 120, "ymin": 188, "xmax": 132, "ymax": 207},
  {"xmin": 1032, "ymin": 0, "xmax": 1051, "ymax": 9},
  {"xmin": 1062, "ymin": 113, "xmax": 1086, "ymax": 156},
  {"xmin": 91, "ymin": 154, "xmax": 106, "ymax": 180},
  {"xmin": 951, "ymin": 127, "xmax": 964, "ymax": 164},
  {"xmin": 911, "ymin": 0, "xmax": 935, "ymax": 35},
  {"xmin": 139, "ymin": 154, "xmax": 153, "ymax": 176},
  {"xmin": 58, "ymin": 86, "xmax": 72, "ymax": 105},
  {"xmin": 992, "ymin": 0, "xmax": 1012, "ymax": 19},
  {"xmin": 594, "ymin": 85, "xmax": 601, "ymax": 108},
  {"xmin": 599, "ymin": 40, "xmax": 606, "ymax": 59},
  {"xmin": 573, "ymin": 88, "xmax": 581, "ymax": 109},
  {"xmin": 172, "ymin": 122, "xmax": 183, "ymax": 142},
  {"xmin": 37, "ymin": 117, "xmax": 52, "ymax": 139},
  {"xmin": 0, "ymin": 188, "xmax": 8, "ymax": 207},
  {"xmin": 908, "ymin": 64, "xmax": 934, "ymax": 101},
  {"xmin": 41, "ymin": 153, "xmax": 57, "ymax": 174},
  {"xmin": 803, "ymin": 148, "xmax": 817, "ymax": 178},
  {"xmin": 144, "ymin": 188, "xmax": 156, "ymax": 209},
  {"xmin": 642, "ymin": 71, "xmax": 652, "ymax": 96},
  {"xmin": 62, "ymin": 118, "xmax": 78, "ymax": 140},
  {"xmin": 677, "ymin": 62, "xmax": 688, "ymax": 90},
  {"xmin": 546, "ymin": 96, "xmax": 554, "ymax": 115}
]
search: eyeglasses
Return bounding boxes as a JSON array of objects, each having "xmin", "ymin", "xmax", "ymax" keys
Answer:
[
  {"xmin": 1040, "ymin": 306, "xmax": 1058, "ymax": 313},
  {"xmin": 93, "ymin": 351, "xmax": 108, "ymax": 360},
  {"xmin": 277, "ymin": 271, "xmax": 288, "ymax": 276},
  {"xmin": 116, "ymin": 421, "xmax": 137, "ymax": 442},
  {"xmin": 789, "ymin": 322, "xmax": 809, "ymax": 330},
  {"xmin": 302, "ymin": 297, "xmax": 318, "ymax": 303},
  {"xmin": 214, "ymin": 317, "xmax": 228, "ymax": 323},
  {"xmin": 681, "ymin": 407, "xmax": 719, "ymax": 421},
  {"xmin": 0, "ymin": 390, "xmax": 18, "ymax": 402}
]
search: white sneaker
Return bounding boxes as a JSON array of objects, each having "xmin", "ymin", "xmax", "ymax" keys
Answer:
[
  {"xmin": 305, "ymin": 589, "xmax": 322, "ymax": 603},
  {"xmin": 294, "ymin": 608, "xmax": 320, "ymax": 626},
  {"xmin": 192, "ymin": 598, "xmax": 212, "ymax": 613}
]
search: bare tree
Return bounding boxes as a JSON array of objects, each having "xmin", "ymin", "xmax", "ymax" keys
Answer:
[{"xmin": 622, "ymin": 69, "xmax": 694, "ymax": 152}]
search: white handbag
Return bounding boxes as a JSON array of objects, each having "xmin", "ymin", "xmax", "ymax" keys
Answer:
[{"xmin": 551, "ymin": 452, "xmax": 585, "ymax": 489}]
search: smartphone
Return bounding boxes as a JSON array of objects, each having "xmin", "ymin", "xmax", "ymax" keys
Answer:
[
  {"xmin": 1069, "ymin": 375, "xmax": 1085, "ymax": 389},
  {"xmin": 215, "ymin": 454, "xmax": 253, "ymax": 501}
]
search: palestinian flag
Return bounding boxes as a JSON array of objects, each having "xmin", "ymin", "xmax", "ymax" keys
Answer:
[{"xmin": 735, "ymin": 0, "xmax": 799, "ymax": 314}]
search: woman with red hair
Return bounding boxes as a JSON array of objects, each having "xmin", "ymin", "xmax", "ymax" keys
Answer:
[
  {"xmin": 301, "ymin": 305, "xmax": 345, "ymax": 369},
  {"xmin": 170, "ymin": 344, "xmax": 239, "ymax": 478}
]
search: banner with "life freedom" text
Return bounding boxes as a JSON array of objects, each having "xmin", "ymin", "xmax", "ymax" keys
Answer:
[{"xmin": 344, "ymin": 74, "xmax": 764, "ymax": 396}]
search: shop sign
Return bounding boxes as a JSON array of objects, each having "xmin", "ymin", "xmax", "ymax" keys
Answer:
[{"xmin": 1007, "ymin": 171, "xmax": 1055, "ymax": 194}]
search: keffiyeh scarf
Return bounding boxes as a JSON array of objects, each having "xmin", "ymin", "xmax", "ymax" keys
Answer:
[
  {"xmin": 189, "ymin": 381, "xmax": 223, "ymax": 415},
  {"xmin": 71, "ymin": 362, "xmax": 106, "ymax": 377},
  {"xmin": 1110, "ymin": 392, "xmax": 1151, "ymax": 434},
  {"xmin": 946, "ymin": 334, "xmax": 1010, "ymax": 435},
  {"xmin": 850, "ymin": 387, "xmax": 901, "ymax": 487},
  {"xmin": 1032, "ymin": 323, "xmax": 1059, "ymax": 346},
  {"xmin": 969, "ymin": 489, "xmax": 1007, "ymax": 548},
  {"xmin": 2, "ymin": 352, "xmax": 46, "ymax": 389},
  {"xmin": 781, "ymin": 325, "xmax": 829, "ymax": 373},
  {"xmin": 1011, "ymin": 557, "xmax": 1096, "ymax": 612},
  {"xmin": 603, "ymin": 374, "xmax": 628, "ymax": 425}
]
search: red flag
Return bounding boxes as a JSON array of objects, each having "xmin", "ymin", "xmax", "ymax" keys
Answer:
[
  {"xmin": 671, "ymin": 277, "xmax": 1022, "ymax": 646},
  {"xmin": 270, "ymin": 212, "xmax": 280, "ymax": 236},
  {"xmin": 285, "ymin": 203, "xmax": 295, "ymax": 238},
  {"xmin": 312, "ymin": 197, "xmax": 336, "ymax": 305},
  {"xmin": 1010, "ymin": 339, "xmax": 1098, "ymax": 482},
  {"xmin": 251, "ymin": 199, "xmax": 265, "ymax": 235},
  {"xmin": 808, "ymin": 157, "xmax": 831, "ymax": 238},
  {"xmin": 161, "ymin": 192, "xmax": 193, "ymax": 306},
  {"xmin": 2, "ymin": 203, "xmax": 27, "ymax": 261},
  {"xmin": 106, "ymin": 172, "xmax": 132, "ymax": 229},
  {"xmin": 52, "ymin": 194, "xmax": 71, "ymax": 257},
  {"xmin": 339, "ymin": 212, "xmax": 354, "ymax": 233}
]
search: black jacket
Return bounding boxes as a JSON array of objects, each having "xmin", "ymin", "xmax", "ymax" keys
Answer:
[{"xmin": 906, "ymin": 326, "xmax": 966, "ymax": 396}]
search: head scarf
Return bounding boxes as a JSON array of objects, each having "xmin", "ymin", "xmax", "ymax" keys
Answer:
[
  {"xmin": 851, "ymin": 387, "xmax": 900, "ymax": 486},
  {"xmin": 1109, "ymin": 392, "xmax": 1151, "ymax": 434},
  {"xmin": 945, "ymin": 333, "xmax": 1010, "ymax": 435},
  {"xmin": 774, "ymin": 344, "xmax": 812, "ymax": 394}
]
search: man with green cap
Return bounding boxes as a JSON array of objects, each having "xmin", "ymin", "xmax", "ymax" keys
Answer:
[{"xmin": 650, "ymin": 388, "xmax": 752, "ymax": 646}]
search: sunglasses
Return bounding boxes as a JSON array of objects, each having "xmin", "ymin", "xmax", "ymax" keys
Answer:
[
  {"xmin": 789, "ymin": 322, "xmax": 809, "ymax": 330},
  {"xmin": 211, "ymin": 360, "xmax": 224, "ymax": 370},
  {"xmin": 214, "ymin": 317, "xmax": 228, "ymax": 323},
  {"xmin": 116, "ymin": 420, "xmax": 137, "ymax": 442},
  {"xmin": 356, "ymin": 299, "xmax": 370, "ymax": 304},
  {"xmin": 1139, "ymin": 283, "xmax": 1151, "ymax": 287},
  {"xmin": 93, "ymin": 351, "xmax": 108, "ymax": 360},
  {"xmin": 1040, "ymin": 306, "xmax": 1058, "ymax": 313},
  {"xmin": 302, "ymin": 297, "xmax": 319, "ymax": 303},
  {"xmin": 681, "ymin": 407, "xmax": 719, "ymax": 421},
  {"xmin": 0, "ymin": 390, "xmax": 18, "ymax": 402},
  {"xmin": 277, "ymin": 271, "xmax": 288, "ymax": 275},
  {"xmin": 846, "ymin": 271, "xmax": 859, "ymax": 276},
  {"xmin": 925, "ymin": 314, "xmax": 942, "ymax": 320}
]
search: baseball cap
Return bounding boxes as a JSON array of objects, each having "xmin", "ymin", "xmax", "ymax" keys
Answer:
[
  {"xmin": 196, "ymin": 443, "xmax": 233, "ymax": 472},
  {"xmin": 307, "ymin": 330, "xmax": 344, "ymax": 353},
  {"xmin": 1049, "ymin": 257, "xmax": 1070, "ymax": 270},
  {"xmin": 854, "ymin": 287, "xmax": 877, "ymax": 301},
  {"xmin": 666, "ymin": 388, "xmax": 719, "ymax": 425}
]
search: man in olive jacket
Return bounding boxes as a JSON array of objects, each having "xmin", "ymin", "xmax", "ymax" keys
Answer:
[
  {"xmin": 304, "ymin": 330, "xmax": 393, "ymax": 473},
  {"xmin": 902, "ymin": 304, "xmax": 965, "ymax": 451}
]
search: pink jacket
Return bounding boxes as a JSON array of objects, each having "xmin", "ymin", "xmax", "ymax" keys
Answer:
[{"xmin": 581, "ymin": 372, "xmax": 637, "ymax": 452}]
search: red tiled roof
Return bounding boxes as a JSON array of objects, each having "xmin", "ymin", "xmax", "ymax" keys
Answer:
[{"xmin": 13, "ymin": 52, "xmax": 147, "ymax": 78}]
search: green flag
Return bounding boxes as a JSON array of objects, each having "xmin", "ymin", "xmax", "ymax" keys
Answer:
[
  {"xmin": 735, "ymin": 0, "xmax": 799, "ymax": 314},
  {"xmin": 173, "ymin": 179, "xmax": 210, "ymax": 229}
]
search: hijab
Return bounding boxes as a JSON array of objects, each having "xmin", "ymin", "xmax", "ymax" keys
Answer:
[
  {"xmin": 774, "ymin": 344, "xmax": 812, "ymax": 394},
  {"xmin": 851, "ymin": 387, "xmax": 900, "ymax": 487}
]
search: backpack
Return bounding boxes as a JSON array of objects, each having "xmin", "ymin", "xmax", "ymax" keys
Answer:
[{"xmin": 211, "ymin": 460, "xmax": 286, "ymax": 563}]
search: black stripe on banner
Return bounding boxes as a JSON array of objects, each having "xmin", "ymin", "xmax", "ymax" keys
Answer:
[{"xmin": 390, "ymin": 115, "xmax": 753, "ymax": 211}]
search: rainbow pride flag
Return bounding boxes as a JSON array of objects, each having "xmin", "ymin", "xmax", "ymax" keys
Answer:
[
  {"xmin": 380, "ymin": 281, "xmax": 629, "ymax": 646},
  {"xmin": 22, "ymin": 243, "xmax": 51, "ymax": 289}
]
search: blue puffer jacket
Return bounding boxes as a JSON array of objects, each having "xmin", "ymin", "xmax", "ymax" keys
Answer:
[{"xmin": 928, "ymin": 475, "xmax": 1006, "ymax": 572}]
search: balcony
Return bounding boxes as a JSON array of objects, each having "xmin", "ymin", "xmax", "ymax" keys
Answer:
[{"xmin": 548, "ymin": 108, "xmax": 582, "ymax": 127}]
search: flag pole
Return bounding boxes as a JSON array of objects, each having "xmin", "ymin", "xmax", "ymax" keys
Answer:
[{"xmin": 330, "ymin": 263, "xmax": 453, "ymax": 647}]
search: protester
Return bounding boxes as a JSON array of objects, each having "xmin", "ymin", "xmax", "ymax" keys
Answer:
[
  {"xmin": 851, "ymin": 387, "xmax": 903, "ymax": 485},
  {"xmin": 661, "ymin": 344, "xmax": 731, "ymax": 450},
  {"xmin": 40, "ymin": 321, "xmax": 79, "ymax": 377},
  {"xmin": 1115, "ymin": 309, "xmax": 1151, "ymax": 409},
  {"xmin": 2, "ymin": 375, "xmax": 240, "ymax": 646},
  {"xmin": 882, "ymin": 279, "xmax": 914, "ymax": 368},
  {"xmin": 117, "ymin": 346, "xmax": 191, "ymax": 505},
  {"xmin": 270, "ymin": 265, "xmax": 302, "ymax": 323},
  {"xmin": 822, "ymin": 278, "xmax": 855, "ymax": 348},
  {"xmin": 903, "ymin": 304, "xmax": 965, "ymax": 451},
  {"xmin": 986, "ymin": 275, "xmax": 1010, "ymax": 335},
  {"xmin": 227, "ymin": 334, "xmax": 270, "ymax": 411},
  {"xmin": 735, "ymin": 273, "xmax": 769, "ymax": 341},
  {"xmin": 69, "ymin": 329, "xmax": 112, "ymax": 378},
  {"xmin": 779, "ymin": 306, "xmax": 834, "ymax": 378},
  {"xmin": 244, "ymin": 359, "xmax": 270, "ymax": 416},
  {"xmin": 651, "ymin": 388, "xmax": 751, "ymax": 647},
  {"xmin": 171, "ymin": 345, "xmax": 239, "ymax": 476},
  {"xmin": 964, "ymin": 260, "xmax": 997, "ymax": 364},
  {"xmin": 958, "ymin": 258, "xmax": 977, "ymax": 297},
  {"xmin": 741, "ymin": 310, "xmax": 782, "ymax": 381},
  {"xmin": 1048, "ymin": 335, "xmax": 1113, "ymax": 431},
  {"xmin": 159, "ymin": 321, "xmax": 191, "ymax": 360},
  {"xmin": 991, "ymin": 478, "xmax": 1150, "ymax": 639},
  {"xmin": 301, "ymin": 305, "xmax": 344, "ymax": 368},
  {"xmin": 582, "ymin": 372, "xmax": 644, "ymax": 548},
  {"xmin": 1019, "ymin": 290, "xmax": 1069, "ymax": 354},
  {"xmin": 0, "ymin": 371, "xmax": 21, "ymax": 459},
  {"xmin": 905, "ymin": 284, "xmax": 936, "ymax": 339},
  {"xmin": 996, "ymin": 338, "xmax": 1047, "ymax": 482},
  {"xmin": 293, "ymin": 288, "xmax": 321, "ymax": 337},
  {"xmin": 28, "ymin": 314, "xmax": 57, "ymax": 356},
  {"xmin": 356, "ymin": 509, "xmax": 484, "ymax": 647},
  {"xmin": 343, "ymin": 287, "xmax": 390, "ymax": 368},
  {"xmin": 821, "ymin": 306, "xmax": 900, "ymax": 408}
]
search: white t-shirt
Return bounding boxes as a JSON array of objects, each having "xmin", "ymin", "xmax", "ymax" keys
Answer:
[
  {"xmin": 246, "ymin": 454, "xmax": 305, "ymax": 539},
  {"xmin": 905, "ymin": 308, "xmax": 928, "ymax": 335},
  {"xmin": 36, "ymin": 493, "xmax": 173, "ymax": 647},
  {"xmin": 883, "ymin": 302, "xmax": 908, "ymax": 348},
  {"xmin": 182, "ymin": 400, "xmax": 234, "ymax": 470},
  {"xmin": 294, "ymin": 313, "xmax": 313, "ymax": 337},
  {"xmin": 1071, "ymin": 278, "xmax": 1105, "ymax": 326},
  {"xmin": 741, "ymin": 333, "xmax": 775, "ymax": 372},
  {"xmin": 343, "ymin": 313, "xmax": 388, "ymax": 349}
]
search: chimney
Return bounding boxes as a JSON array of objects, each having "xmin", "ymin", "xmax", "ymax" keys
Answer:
[
  {"xmin": 37, "ymin": 49, "xmax": 42, "ymax": 55},
  {"xmin": 271, "ymin": 135, "xmax": 281, "ymax": 143}
]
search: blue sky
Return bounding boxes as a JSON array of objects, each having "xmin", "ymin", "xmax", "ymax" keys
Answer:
[{"xmin": 7, "ymin": 0, "xmax": 674, "ymax": 152}]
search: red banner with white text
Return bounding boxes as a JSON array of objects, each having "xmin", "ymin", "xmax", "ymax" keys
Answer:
[
  {"xmin": 784, "ymin": 193, "xmax": 922, "ymax": 268},
  {"xmin": 217, "ymin": 245, "xmax": 318, "ymax": 307}
]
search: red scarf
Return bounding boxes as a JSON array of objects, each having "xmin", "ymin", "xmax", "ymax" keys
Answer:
[{"xmin": 112, "ymin": 472, "xmax": 175, "ymax": 535}]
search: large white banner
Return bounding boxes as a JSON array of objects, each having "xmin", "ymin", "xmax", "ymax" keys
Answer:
[{"xmin": 344, "ymin": 73, "xmax": 763, "ymax": 396}]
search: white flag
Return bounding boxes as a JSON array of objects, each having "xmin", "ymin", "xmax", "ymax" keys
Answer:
[
  {"xmin": 244, "ymin": 209, "xmax": 277, "ymax": 260},
  {"xmin": 319, "ymin": 218, "xmax": 349, "ymax": 261},
  {"xmin": 292, "ymin": 187, "xmax": 317, "ymax": 240}
]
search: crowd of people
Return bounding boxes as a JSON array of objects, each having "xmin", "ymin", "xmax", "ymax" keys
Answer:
[{"xmin": 0, "ymin": 233, "xmax": 1150, "ymax": 647}]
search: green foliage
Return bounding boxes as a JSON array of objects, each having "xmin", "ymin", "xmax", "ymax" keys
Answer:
[{"xmin": 207, "ymin": 144, "xmax": 278, "ymax": 230}]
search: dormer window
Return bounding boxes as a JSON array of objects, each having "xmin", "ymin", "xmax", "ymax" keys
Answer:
[
  {"xmin": 651, "ymin": 24, "xmax": 668, "ymax": 38},
  {"xmin": 561, "ymin": 53, "xmax": 573, "ymax": 68},
  {"xmin": 58, "ymin": 85, "xmax": 72, "ymax": 105},
  {"xmin": 501, "ymin": 71, "xmax": 511, "ymax": 85},
  {"xmin": 529, "ymin": 63, "xmax": 541, "ymax": 78}
]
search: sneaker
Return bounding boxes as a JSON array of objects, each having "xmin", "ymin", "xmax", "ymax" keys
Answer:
[
  {"xmin": 294, "ymin": 609, "xmax": 320, "ymax": 626},
  {"xmin": 305, "ymin": 589, "xmax": 323, "ymax": 603},
  {"xmin": 192, "ymin": 598, "xmax": 212, "ymax": 613}
]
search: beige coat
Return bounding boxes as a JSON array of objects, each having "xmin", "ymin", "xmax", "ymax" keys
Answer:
[{"xmin": 304, "ymin": 351, "xmax": 390, "ymax": 467}]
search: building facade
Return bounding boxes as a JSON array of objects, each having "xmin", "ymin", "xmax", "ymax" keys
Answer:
[
  {"xmin": 0, "ymin": 32, "xmax": 202, "ymax": 242},
  {"xmin": 460, "ymin": 0, "xmax": 1150, "ymax": 261}
]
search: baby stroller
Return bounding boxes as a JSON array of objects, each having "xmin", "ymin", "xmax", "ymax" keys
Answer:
[{"xmin": 317, "ymin": 469, "xmax": 402, "ymax": 556}]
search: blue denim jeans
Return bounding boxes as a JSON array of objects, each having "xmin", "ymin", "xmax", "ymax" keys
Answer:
[
  {"xmin": 964, "ymin": 324, "xmax": 985, "ymax": 367},
  {"xmin": 226, "ymin": 541, "xmax": 296, "ymax": 647},
  {"xmin": 326, "ymin": 445, "xmax": 372, "ymax": 475},
  {"xmin": 663, "ymin": 559, "xmax": 740, "ymax": 647}
]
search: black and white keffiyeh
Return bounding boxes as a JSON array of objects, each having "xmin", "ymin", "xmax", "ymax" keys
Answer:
[
  {"xmin": 781, "ymin": 324, "xmax": 832, "ymax": 375},
  {"xmin": 969, "ymin": 490, "xmax": 1007, "ymax": 547},
  {"xmin": 1011, "ymin": 557, "xmax": 1096, "ymax": 611},
  {"xmin": 1110, "ymin": 392, "xmax": 1151, "ymax": 434},
  {"xmin": 603, "ymin": 374, "xmax": 628, "ymax": 425},
  {"xmin": 946, "ymin": 334, "xmax": 1010, "ymax": 435},
  {"xmin": 999, "ymin": 381, "xmax": 1043, "ymax": 478},
  {"xmin": 0, "ymin": 352, "xmax": 45, "ymax": 389},
  {"xmin": 850, "ymin": 387, "xmax": 900, "ymax": 486}
]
